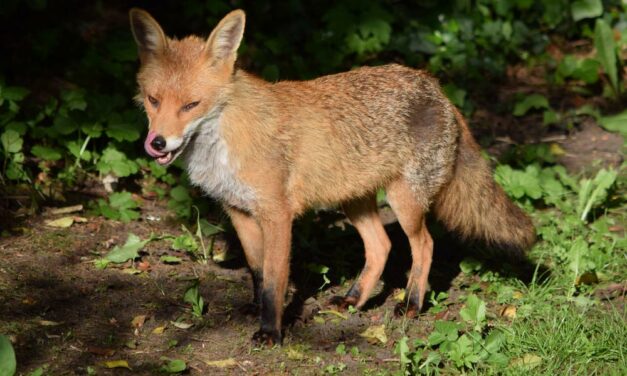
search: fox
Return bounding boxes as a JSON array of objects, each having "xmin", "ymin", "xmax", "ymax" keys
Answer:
[{"xmin": 129, "ymin": 8, "xmax": 535, "ymax": 345}]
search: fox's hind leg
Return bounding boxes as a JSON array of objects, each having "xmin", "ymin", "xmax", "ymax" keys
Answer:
[
  {"xmin": 332, "ymin": 195, "xmax": 392, "ymax": 309},
  {"xmin": 386, "ymin": 178, "xmax": 433, "ymax": 318}
]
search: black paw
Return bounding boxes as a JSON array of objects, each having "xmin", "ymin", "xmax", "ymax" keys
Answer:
[{"xmin": 252, "ymin": 329, "xmax": 282, "ymax": 347}]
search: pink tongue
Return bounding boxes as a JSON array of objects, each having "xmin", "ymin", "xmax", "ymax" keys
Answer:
[{"xmin": 144, "ymin": 131, "xmax": 166, "ymax": 158}]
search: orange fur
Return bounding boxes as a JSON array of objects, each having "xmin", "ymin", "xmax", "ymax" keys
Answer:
[{"xmin": 130, "ymin": 9, "xmax": 536, "ymax": 345}]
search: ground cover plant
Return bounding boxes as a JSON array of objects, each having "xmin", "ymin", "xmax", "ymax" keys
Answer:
[{"xmin": 0, "ymin": 0, "xmax": 625, "ymax": 374}]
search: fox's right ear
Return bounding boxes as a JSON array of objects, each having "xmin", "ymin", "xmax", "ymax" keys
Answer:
[{"xmin": 129, "ymin": 8, "xmax": 167, "ymax": 62}]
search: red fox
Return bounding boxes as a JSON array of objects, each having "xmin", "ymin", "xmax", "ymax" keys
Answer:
[{"xmin": 130, "ymin": 8, "xmax": 535, "ymax": 345}]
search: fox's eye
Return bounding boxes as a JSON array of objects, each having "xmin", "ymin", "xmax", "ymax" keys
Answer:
[
  {"xmin": 147, "ymin": 95, "xmax": 159, "ymax": 107},
  {"xmin": 182, "ymin": 101, "xmax": 200, "ymax": 112}
]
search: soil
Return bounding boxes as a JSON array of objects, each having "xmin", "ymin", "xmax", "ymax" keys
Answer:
[{"xmin": 0, "ymin": 121, "xmax": 623, "ymax": 375}]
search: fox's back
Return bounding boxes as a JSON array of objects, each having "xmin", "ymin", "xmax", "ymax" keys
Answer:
[{"xmin": 265, "ymin": 65, "xmax": 459, "ymax": 210}]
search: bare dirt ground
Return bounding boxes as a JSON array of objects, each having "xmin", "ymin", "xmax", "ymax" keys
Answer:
[{"xmin": 0, "ymin": 121, "xmax": 623, "ymax": 375}]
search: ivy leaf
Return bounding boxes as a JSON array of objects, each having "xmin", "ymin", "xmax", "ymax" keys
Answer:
[{"xmin": 105, "ymin": 233, "xmax": 150, "ymax": 263}]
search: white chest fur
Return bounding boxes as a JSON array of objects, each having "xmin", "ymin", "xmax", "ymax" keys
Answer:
[{"xmin": 183, "ymin": 114, "xmax": 256, "ymax": 211}]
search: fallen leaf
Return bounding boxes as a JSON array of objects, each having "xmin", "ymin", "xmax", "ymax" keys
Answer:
[
  {"xmin": 318, "ymin": 310, "xmax": 348, "ymax": 320},
  {"xmin": 170, "ymin": 321, "xmax": 193, "ymax": 330},
  {"xmin": 39, "ymin": 320, "xmax": 62, "ymax": 326},
  {"xmin": 549, "ymin": 143, "xmax": 566, "ymax": 156},
  {"xmin": 576, "ymin": 271, "xmax": 599, "ymax": 286},
  {"xmin": 500, "ymin": 305, "xmax": 517, "ymax": 319},
  {"xmin": 153, "ymin": 325, "xmax": 167, "ymax": 334},
  {"xmin": 122, "ymin": 268, "xmax": 142, "ymax": 275},
  {"xmin": 73, "ymin": 216, "xmax": 88, "ymax": 223},
  {"xmin": 125, "ymin": 339, "xmax": 137, "ymax": 349},
  {"xmin": 286, "ymin": 347, "xmax": 307, "ymax": 361},
  {"xmin": 161, "ymin": 358, "xmax": 186, "ymax": 373},
  {"xmin": 105, "ymin": 233, "xmax": 150, "ymax": 263},
  {"xmin": 313, "ymin": 316, "xmax": 326, "ymax": 324},
  {"xmin": 132, "ymin": 315, "xmax": 147, "ymax": 329},
  {"xmin": 512, "ymin": 291, "xmax": 524, "ymax": 300},
  {"xmin": 102, "ymin": 360, "xmax": 131, "ymax": 369},
  {"xmin": 45, "ymin": 217, "xmax": 74, "ymax": 228},
  {"xmin": 511, "ymin": 353, "xmax": 542, "ymax": 369},
  {"xmin": 50, "ymin": 205, "xmax": 83, "ymax": 215},
  {"xmin": 434, "ymin": 309, "xmax": 451, "ymax": 321},
  {"xmin": 360, "ymin": 324, "xmax": 387, "ymax": 345},
  {"xmin": 393, "ymin": 289, "xmax": 406, "ymax": 302},
  {"xmin": 22, "ymin": 297, "xmax": 36, "ymax": 305},
  {"xmin": 205, "ymin": 358, "xmax": 237, "ymax": 368},
  {"xmin": 137, "ymin": 261, "xmax": 151, "ymax": 271},
  {"xmin": 87, "ymin": 346, "xmax": 115, "ymax": 356}
]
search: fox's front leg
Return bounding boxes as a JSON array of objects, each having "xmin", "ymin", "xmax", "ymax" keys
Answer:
[
  {"xmin": 226, "ymin": 207, "xmax": 264, "ymax": 314},
  {"xmin": 253, "ymin": 210, "xmax": 293, "ymax": 346}
]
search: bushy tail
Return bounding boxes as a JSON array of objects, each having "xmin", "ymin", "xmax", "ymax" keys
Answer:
[{"xmin": 433, "ymin": 110, "xmax": 536, "ymax": 253}]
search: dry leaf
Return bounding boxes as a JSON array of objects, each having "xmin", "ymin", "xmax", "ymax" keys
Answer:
[
  {"xmin": 102, "ymin": 360, "xmax": 131, "ymax": 370},
  {"xmin": 286, "ymin": 347, "xmax": 307, "ymax": 361},
  {"xmin": 152, "ymin": 325, "xmax": 166, "ymax": 334},
  {"xmin": 576, "ymin": 271, "xmax": 599, "ymax": 286},
  {"xmin": 500, "ymin": 305, "xmax": 517, "ymax": 319},
  {"xmin": 39, "ymin": 320, "xmax": 62, "ymax": 326},
  {"xmin": 50, "ymin": 205, "xmax": 83, "ymax": 215},
  {"xmin": 132, "ymin": 315, "xmax": 147, "ymax": 329},
  {"xmin": 318, "ymin": 310, "xmax": 348, "ymax": 320},
  {"xmin": 170, "ymin": 321, "xmax": 193, "ymax": 329},
  {"xmin": 205, "ymin": 358, "xmax": 237, "ymax": 368},
  {"xmin": 45, "ymin": 217, "xmax": 74, "ymax": 228},
  {"xmin": 360, "ymin": 324, "xmax": 387, "ymax": 345},
  {"xmin": 393, "ymin": 289, "xmax": 406, "ymax": 302},
  {"xmin": 73, "ymin": 216, "xmax": 88, "ymax": 223},
  {"xmin": 511, "ymin": 353, "xmax": 542, "ymax": 369}
]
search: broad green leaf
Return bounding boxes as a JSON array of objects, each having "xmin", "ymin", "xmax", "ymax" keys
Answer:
[
  {"xmin": 171, "ymin": 233, "xmax": 198, "ymax": 252},
  {"xmin": 571, "ymin": 0, "xmax": 603, "ymax": 21},
  {"xmin": 2, "ymin": 86, "xmax": 30, "ymax": 101},
  {"xmin": 594, "ymin": 19, "xmax": 619, "ymax": 94},
  {"xmin": 0, "ymin": 335, "xmax": 17, "ymax": 376},
  {"xmin": 105, "ymin": 233, "xmax": 150, "ymax": 263},
  {"xmin": 1, "ymin": 130, "xmax": 22, "ymax": 153},
  {"xmin": 108, "ymin": 191, "xmax": 138, "ymax": 211},
  {"xmin": 31, "ymin": 145, "xmax": 62, "ymax": 161},
  {"xmin": 599, "ymin": 111, "xmax": 627, "ymax": 136},
  {"xmin": 160, "ymin": 358, "xmax": 187, "ymax": 373},
  {"xmin": 169, "ymin": 186, "xmax": 190, "ymax": 202},
  {"xmin": 459, "ymin": 294, "xmax": 486, "ymax": 331},
  {"xmin": 513, "ymin": 94, "xmax": 549, "ymax": 116},
  {"xmin": 97, "ymin": 147, "xmax": 139, "ymax": 177},
  {"xmin": 459, "ymin": 258, "xmax": 482, "ymax": 274},
  {"xmin": 61, "ymin": 90, "xmax": 87, "ymax": 111}
]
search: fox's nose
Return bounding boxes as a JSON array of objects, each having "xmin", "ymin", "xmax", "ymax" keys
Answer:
[{"xmin": 151, "ymin": 135, "xmax": 166, "ymax": 151}]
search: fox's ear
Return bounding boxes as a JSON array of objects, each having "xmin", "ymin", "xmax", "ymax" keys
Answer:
[
  {"xmin": 206, "ymin": 10, "xmax": 245, "ymax": 65},
  {"xmin": 129, "ymin": 8, "xmax": 167, "ymax": 61}
]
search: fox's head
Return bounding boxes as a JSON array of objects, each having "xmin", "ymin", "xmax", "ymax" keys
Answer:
[{"xmin": 129, "ymin": 8, "xmax": 245, "ymax": 165}]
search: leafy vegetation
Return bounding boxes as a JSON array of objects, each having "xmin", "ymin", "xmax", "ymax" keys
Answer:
[{"xmin": 0, "ymin": 0, "xmax": 625, "ymax": 374}]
